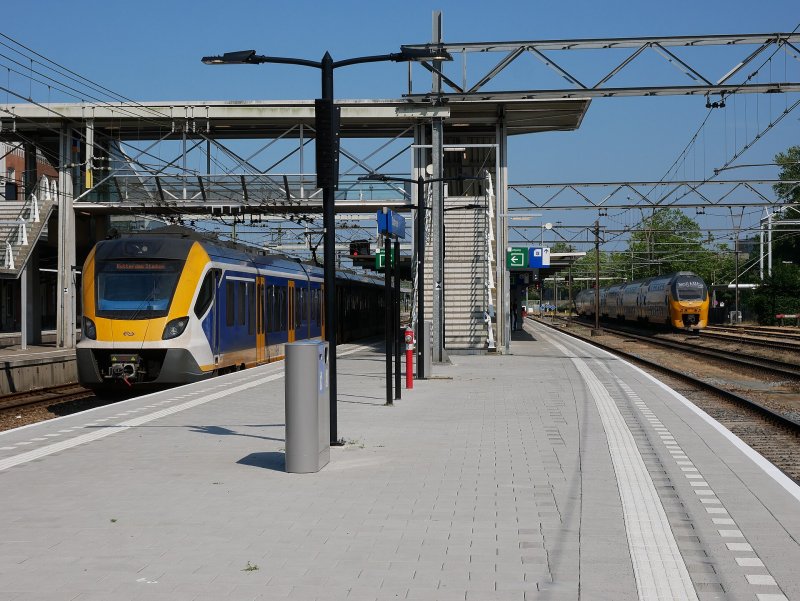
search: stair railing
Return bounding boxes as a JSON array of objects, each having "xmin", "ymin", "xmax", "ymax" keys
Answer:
[
  {"xmin": 1, "ymin": 177, "xmax": 51, "ymax": 271},
  {"xmin": 411, "ymin": 180, "xmax": 434, "ymax": 331},
  {"xmin": 484, "ymin": 171, "xmax": 497, "ymax": 350}
]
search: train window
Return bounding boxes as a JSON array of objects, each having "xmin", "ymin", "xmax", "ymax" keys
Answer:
[
  {"xmin": 237, "ymin": 282, "xmax": 246, "ymax": 326},
  {"xmin": 247, "ymin": 282, "xmax": 255, "ymax": 335},
  {"xmin": 95, "ymin": 260, "xmax": 182, "ymax": 319},
  {"xmin": 194, "ymin": 270, "xmax": 215, "ymax": 318},
  {"xmin": 266, "ymin": 285, "xmax": 276, "ymax": 333},
  {"xmin": 257, "ymin": 282, "xmax": 264, "ymax": 335},
  {"xmin": 226, "ymin": 281, "xmax": 234, "ymax": 326},
  {"xmin": 312, "ymin": 288, "xmax": 321, "ymax": 327},
  {"xmin": 297, "ymin": 287, "xmax": 305, "ymax": 328},
  {"xmin": 280, "ymin": 287, "xmax": 287, "ymax": 331}
]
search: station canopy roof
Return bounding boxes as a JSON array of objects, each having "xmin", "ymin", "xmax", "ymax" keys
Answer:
[{"xmin": 1, "ymin": 97, "xmax": 590, "ymax": 140}]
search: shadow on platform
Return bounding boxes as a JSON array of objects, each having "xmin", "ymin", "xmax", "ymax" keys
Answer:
[
  {"xmin": 510, "ymin": 329, "xmax": 537, "ymax": 341},
  {"xmin": 237, "ymin": 451, "xmax": 285, "ymax": 472},
  {"xmin": 189, "ymin": 424, "xmax": 285, "ymax": 442}
]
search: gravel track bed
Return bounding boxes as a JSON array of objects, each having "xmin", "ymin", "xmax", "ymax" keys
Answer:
[{"xmin": 0, "ymin": 392, "xmax": 124, "ymax": 433}]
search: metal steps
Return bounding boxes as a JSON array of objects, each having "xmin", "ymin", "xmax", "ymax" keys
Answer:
[
  {"xmin": 423, "ymin": 192, "xmax": 492, "ymax": 352},
  {"xmin": 0, "ymin": 177, "xmax": 57, "ymax": 278}
]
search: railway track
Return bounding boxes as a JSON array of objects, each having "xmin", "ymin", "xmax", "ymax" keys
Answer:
[
  {"xmin": 557, "ymin": 316, "xmax": 800, "ymax": 364},
  {"xmin": 0, "ymin": 384, "xmax": 95, "ymax": 413},
  {"xmin": 530, "ymin": 316, "xmax": 800, "ymax": 434},
  {"xmin": 701, "ymin": 325, "xmax": 800, "ymax": 352},
  {"xmin": 600, "ymin": 324, "xmax": 800, "ymax": 380},
  {"xmin": 707, "ymin": 324, "xmax": 800, "ymax": 340}
]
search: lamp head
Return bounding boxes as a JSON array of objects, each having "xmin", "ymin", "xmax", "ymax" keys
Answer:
[
  {"xmin": 398, "ymin": 45, "xmax": 453, "ymax": 62},
  {"xmin": 201, "ymin": 50, "xmax": 258, "ymax": 65},
  {"xmin": 358, "ymin": 173, "xmax": 390, "ymax": 182}
]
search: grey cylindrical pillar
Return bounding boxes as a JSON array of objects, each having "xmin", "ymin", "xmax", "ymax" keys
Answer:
[
  {"xmin": 285, "ymin": 341, "xmax": 330, "ymax": 473},
  {"xmin": 421, "ymin": 320, "xmax": 432, "ymax": 379}
]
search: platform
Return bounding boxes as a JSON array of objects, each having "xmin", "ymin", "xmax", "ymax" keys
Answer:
[
  {"xmin": 0, "ymin": 340, "xmax": 77, "ymax": 394},
  {"xmin": 1, "ymin": 322, "xmax": 799, "ymax": 600}
]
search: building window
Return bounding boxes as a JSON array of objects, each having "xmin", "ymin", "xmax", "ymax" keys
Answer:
[{"xmin": 5, "ymin": 169, "xmax": 17, "ymax": 200}]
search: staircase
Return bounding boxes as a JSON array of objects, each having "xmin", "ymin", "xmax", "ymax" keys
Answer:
[
  {"xmin": 423, "ymin": 180, "xmax": 495, "ymax": 353},
  {"xmin": 0, "ymin": 177, "xmax": 57, "ymax": 278}
]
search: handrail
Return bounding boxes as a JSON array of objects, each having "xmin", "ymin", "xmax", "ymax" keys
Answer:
[
  {"xmin": 1, "ymin": 176, "xmax": 56, "ymax": 271},
  {"xmin": 484, "ymin": 171, "xmax": 496, "ymax": 350}
]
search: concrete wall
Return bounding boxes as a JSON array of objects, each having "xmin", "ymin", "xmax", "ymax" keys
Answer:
[{"xmin": 1, "ymin": 354, "xmax": 77, "ymax": 395}]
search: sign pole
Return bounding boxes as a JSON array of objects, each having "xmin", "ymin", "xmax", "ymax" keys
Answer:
[
  {"xmin": 394, "ymin": 237, "xmax": 401, "ymax": 400},
  {"xmin": 384, "ymin": 235, "xmax": 393, "ymax": 406}
]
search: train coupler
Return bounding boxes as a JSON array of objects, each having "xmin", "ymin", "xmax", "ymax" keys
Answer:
[{"xmin": 108, "ymin": 353, "xmax": 141, "ymax": 383}]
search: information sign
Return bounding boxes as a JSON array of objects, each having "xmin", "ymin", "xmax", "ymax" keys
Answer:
[
  {"xmin": 529, "ymin": 246, "xmax": 551, "ymax": 268},
  {"xmin": 377, "ymin": 209, "xmax": 406, "ymax": 239},
  {"xmin": 506, "ymin": 247, "xmax": 528, "ymax": 269},
  {"xmin": 375, "ymin": 248, "xmax": 395, "ymax": 270}
]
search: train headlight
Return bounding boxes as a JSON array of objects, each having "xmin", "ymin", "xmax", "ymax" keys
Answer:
[
  {"xmin": 83, "ymin": 317, "xmax": 97, "ymax": 340},
  {"xmin": 162, "ymin": 317, "xmax": 189, "ymax": 340}
]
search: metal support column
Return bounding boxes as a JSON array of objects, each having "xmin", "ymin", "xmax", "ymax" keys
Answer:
[
  {"xmin": 593, "ymin": 221, "xmax": 601, "ymax": 335},
  {"xmin": 85, "ymin": 119, "xmax": 95, "ymax": 190},
  {"xmin": 767, "ymin": 211, "xmax": 774, "ymax": 277},
  {"xmin": 413, "ymin": 124, "xmax": 428, "ymax": 378},
  {"xmin": 496, "ymin": 118, "xmax": 509, "ymax": 352},
  {"xmin": 430, "ymin": 11, "xmax": 445, "ymax": 363},
  {"xmin": 22, "ymin": 142, "xmax": 41, "ymax": 347},
  {"xmin": 57, "ymin": 125, "xmax": 76, "ymax": 349},
  {"xmin": 759, "ymin": 210, "xmax": 765, "ymax": 281},
  {"xmin": 431, "ymin": 118, "xmax": 444, "ymax": 362}
]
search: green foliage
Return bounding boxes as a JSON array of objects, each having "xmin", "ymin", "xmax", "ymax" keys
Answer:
[
  {"xmin": 773, "ymin": 146, "xmax": 800, "ymax": 203},
  {"xmin": 770, "ymin": 147, "xmax": 800, "ymax": 263},
  {"xmin": 568, "ymin": 209, "xmax": 736, "ymax": 291},
  {"xmin": 748, "ymin": 263, "xmax": 800, "ymax": 324},
  {"xmin": 627, "ymin": 209, "xmax": 709, "ymax": 279},
  {"xmin": 549, "ymin": 241, "xmax": 575, "ymax": 253}
]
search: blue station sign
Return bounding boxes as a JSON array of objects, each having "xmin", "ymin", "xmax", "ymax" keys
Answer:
[
  {"xmin": 377, "ymin": 209, "xmax": 406, "ymax": 239},
  {"xmin": 529, "ymin": 246, "xmax": 551, "ymax": 268}
]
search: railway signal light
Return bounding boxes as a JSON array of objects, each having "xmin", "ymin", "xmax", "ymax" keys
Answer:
[
  {"xmin": 350, "ymin": 239, "xmax": 373, "ymax": 268},
  {"xmin": 349, "ymin": 240, "xmax": 370, "ymax": 256}
]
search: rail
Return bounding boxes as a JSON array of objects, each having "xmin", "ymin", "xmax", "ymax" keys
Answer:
[{"xmin": 530, "ymin": 316, "xmax": 800, "ymax": 433}]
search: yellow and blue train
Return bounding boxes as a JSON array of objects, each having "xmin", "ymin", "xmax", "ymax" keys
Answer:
[
  {"xmin": 77, "ymin": 233, "xmax": 383, "ymax": 391},
  {"xmin": 574, "ymin": 271, "xmax": 709, "ymax": 330}
]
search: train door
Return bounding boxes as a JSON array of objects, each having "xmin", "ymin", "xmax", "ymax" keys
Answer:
[
  {"xmin": 212, "ymin": 270, "xmax": 222, "ymax": 366},
  {"xmin": 256, "ymin": 277, "xmax": 266, "ymax": 363},
  {"xmin": 320, "ymin": 284, "xmax": 325, "ymax": 339},
  {"xmin": 288, "ymin": 280, "xmax": 295, "ymax": 343}
]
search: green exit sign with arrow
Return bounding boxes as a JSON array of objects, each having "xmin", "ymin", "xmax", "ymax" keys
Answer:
[
  {"xmin": 376, "ymin": 248, "xmax": 395, "ymax": 270},
  {"xmin": 506, "ymin": 247, "xmax": 528, "ymax": 269}
]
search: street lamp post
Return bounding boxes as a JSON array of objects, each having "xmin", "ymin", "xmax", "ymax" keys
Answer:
[
  {"xmin": 593, "ymin": 220, "xmax": 602, "ymax": 336},
  {"xmin": 202, "ymin": 46, "xmax": 451, "ymax": 445}
]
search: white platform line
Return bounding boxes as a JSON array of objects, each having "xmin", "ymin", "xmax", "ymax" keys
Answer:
[
  {"xmin": 0, "ymin": 341, "xmax": 372, "ymax": 471},
  {"xmin": 0, "ymin": 373, "xmax": 284, "ymax": 473},
  {"xmin": 540, "ymin": 330, "xmax": 698, "ymax": 601},
  {"xmin": 533, "ymin": 322, "xmax": 793, "ymax": 601}
]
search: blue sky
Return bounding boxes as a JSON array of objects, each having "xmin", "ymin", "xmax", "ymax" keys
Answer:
[{"xmin": 4, "ymin": 0, "xmax": 799, "ymax": 254}]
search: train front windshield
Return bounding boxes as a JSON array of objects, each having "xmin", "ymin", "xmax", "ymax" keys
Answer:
[
  {"xmin": 671, "ymin": 276, "xmax": 707, "ymax": 301},
  {"xmin": 95, "ymin": 261, "xmax": 183, "ymax": 319}
]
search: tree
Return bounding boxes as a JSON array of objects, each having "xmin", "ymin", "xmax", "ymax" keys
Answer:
[
  {"xmin": 770, "ymin": 146, "xmax": 800, "ymax": 263},
  {"xmin": 773, "ymin": 145, "xmax": 800, "ymax": 203},
  {"xmin": 748, "ymin": 263, "xmax": 800, "ymax": 324},
  {"xmin": 627, "ymin": 208, "xmax": 714, "ymax": 280}
]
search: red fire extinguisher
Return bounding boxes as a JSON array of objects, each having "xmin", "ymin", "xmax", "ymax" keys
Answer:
[{"xmin": 404, "ymin": 328, "xmax": 414, "ymax": 389}]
